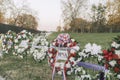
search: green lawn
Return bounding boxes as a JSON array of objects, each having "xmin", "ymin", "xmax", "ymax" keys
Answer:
[{"xmin": 0, "ymin": 32, "xmax": 120, "ymax": 80}]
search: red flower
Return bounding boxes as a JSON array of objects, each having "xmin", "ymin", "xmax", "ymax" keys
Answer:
[
  {"xmin": 70, "ymin": 53, "xmax": 76, "ymax": 57},
  {"xmin": 112, "ymin": 54, "xmax": 119, "ymax": 59},
  {"xmin": 111, "ymin": 48, "xmax": 115, "ymax": 52},
  {"xmin": 105, "ymin": 63, "xmax": 109, "ymax": 69},
  {"xmin": 56, "ymin": 67, "xmax": 61, "ymax": 71},
  {"xmin": 114, "ymin": 67, "xmax": 120, "ymax": 73},
  {"xmin": 103, "ymin": 50, "xmax": 108, "ymax": 55},
  {"xmin": 71, "ymin": 61, "xmax": 74, "ymax": 65},
  {"xmin": 103, "ymin": 50, "xmax": 113, "ymax": 61},
  {"xmin": 73, "ymin": 42, "xmax": 77, "ymax": 46},
  {"xmin": 117, "ymin": 59, "xmax": 120, "ymax": 64}
]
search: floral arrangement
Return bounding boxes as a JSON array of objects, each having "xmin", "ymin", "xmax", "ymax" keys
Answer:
[
  {"xmin": 48, "ymin": 33, "xmax": 80, "ymax": 76},
  {"xmin": 0, "ymin": 30, "xmax": 48, "ymax": 62},
  {"xmin": 103, "ymin": 35, "xmax": 120, "ymax": 79},
  {"xmin": 31, "ymin": 34, "xmax": 48, "ymax": 62},
  {"xmin": 2, "ymin": 30, "xmax": 16, "ymax": 54},
  {"xmin": 75, "ymin": 43, "xmax": 105, "ymax": 80},
  {"xmin": 13, "ymin": 30, "xmax": 33, "ymax": 58}
]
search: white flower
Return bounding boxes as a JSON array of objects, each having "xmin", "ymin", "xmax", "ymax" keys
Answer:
[
  {"xmin": 67, "ymin": 43, "xmax": 71, "ymax": 47},
  {"xmin": 23, "ymin": 34, "xmax": 26, "ymax": 38},
  {"xmin": 55, "ymin": 62, "xmax": 60, "ymax": 67},
  {"xmin": 69, "ymin": 57, "xmax": 75, "ymax": 62},
  {"xmin": 14, "ymin": 39, "xmax": 18, "ymax": 43},
  {"xmin": 82, "ymin": 70, "xmax": 86, "ymax": 74},
  {"xmin": 60, "ymin": 62, "xmax": 64, "ymax": 69},
  {"xmin": 111, "ymin": 41, "xmax": 120, "ymax": 48},
  {"xmin": 50, "ymin": 59, "xmax": 53, "ymax": 63},
  {"xmin": 76, "ymin": 57, "xmax": 82, "ymax": 62},
  {"xmin": 15, "ymin": 46, "xmax": 18, "ymax": 49},
  {"xmin": 18, "ymin": 35, "xmax": 21, "ymax": 39},
  {"xmin": 71, "ymin": 39, "xmax": 75, "ymax": 42},
  {"xmin": 98, "ymin": 55, "xmax": 103, "ymax": 61},
  {"xmin": 48, "ymin": 53, "xmax": 52, "ymax": 57},
  {"xmin": 115, "ymin": 50, "xmax": 120, "ymax": 56},
  {"xmin": 109, "ymin": 60, "xmax": 116, "ymax": 67},
  {"xmin": 85, "ymin": 43, "xmax": 92, "ymax": 53},
  {"xmin": 18, "ymin": 55, "xmax": 23, "ymax": 59},
  {"xmin": 58, "ymin": 71, "xmax": 62, "ymax": 75},
  {"xmin": 67, "ymin": 71, "xmax": 71, "ymax": 75},
  {"xmin": 72, "ymin": 46, "xmax": 80, "ymax": 51},
  {"xmin": 117, "ymin": 74, "xmax": 120, "ymax": 79},
  {"xmin": 70, "ymin": 49, "xmax": 75, "ymax": 53},
  {"xmin": 66, "ymin": 62, "xmax": 71, "ymax": 68},
  {"xmin": 91, "ymin": 43, "xmax": 102, "ymax": 55}
]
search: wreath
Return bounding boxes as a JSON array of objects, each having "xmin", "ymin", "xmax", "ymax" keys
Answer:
[
  {"xmin": 103, "ymin": 35, "xmax": 120, "ymax": 79},
  {"xmin": 75, "ymin": 43, "xmax": 105, "ymax": 80},
  {"xmin": 48, "ymin": 33, "xmax": 80, "ymax": 75},
  {"xmin": 31, "ymin": 34, "xmax": 48, "ymax": 62}
]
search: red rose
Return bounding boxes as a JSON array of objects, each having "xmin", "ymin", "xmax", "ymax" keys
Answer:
[
  {"xmin": 73, "ymin": 42, "xmax": 77, "ymax": 46},
  {"xmin": 103, "ymin": 50, "xmax": 108, "ymax": 55},
  {"xmin": 71, "ymin": 61, "xmax": 74, "ymax": 65},
  {"xmin": 70, "ymin": 53, "xmax": 76, "ymax": 57},
  {"xmin": 117, "ymin": 60, "xmax": 120, "ymax": 64},
  {"xmin": 114, "ymin": 67, "xmax": 120, "ymax": 73},
  {"xmin": 112, "ymin": 54, "xmax": 119, "ymax": 59},
  {"xmin": 105, "ymin": 63, "xmax": 109, "ymax": 69},
  {"xmin": 111, "ymin": 48, "xmax": 115, "ymax": 52}
]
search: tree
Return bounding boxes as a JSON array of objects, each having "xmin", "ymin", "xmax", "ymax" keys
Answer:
[
  {"xmin": 91, "ymin": 4, "xmax": 106, "ymax": 32},
  {"xmin": 107, "ymin": 0, "xmax": 120, "ymax": 32},
  {"xmin": 70, "ymin": 18, "xmax": 89, "ymax": 33},
  {"xmin": 0, "ymin": 12, "xmax": 5, "ymax": 23},
  {"xmin": 61, "ymin": 0, "xmax": 86, "ymax": 32},
  {"xmin": 9, "ymin": 13, "xmax": 38, "ymax": 30},
  {"xmin": 3, "ymin": 0, "xmax": 38, "ymax": 30}
]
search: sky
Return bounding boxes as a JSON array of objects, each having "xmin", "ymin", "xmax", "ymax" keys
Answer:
[{"xmin": 14, "ymin": 0, "xmax": 106, "ymax": 31}]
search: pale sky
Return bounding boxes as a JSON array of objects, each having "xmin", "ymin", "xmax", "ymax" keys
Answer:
[{"xmin": 14, "ymin": 0, "xmax": 106, "ymax": 31}]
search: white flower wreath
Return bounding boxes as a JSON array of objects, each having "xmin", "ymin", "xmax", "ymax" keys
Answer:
[{"xmin": 75, "ymin": 43, "xmax": 105, "ymax": 80}]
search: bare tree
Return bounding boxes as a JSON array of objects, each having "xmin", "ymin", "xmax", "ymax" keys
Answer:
[{"xmin": 61, "ymin": 0, "xmax": 86, "ymax": 32}]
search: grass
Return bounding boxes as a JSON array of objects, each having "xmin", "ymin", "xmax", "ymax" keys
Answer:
[{"xmin": 0, "ymin": 32, "xmax": 120, "ymax": 80}]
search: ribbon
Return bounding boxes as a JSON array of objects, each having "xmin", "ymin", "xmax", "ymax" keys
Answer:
[
  {"xmin": 52, "ymin": 49, "xmax": 67, "ymax": 80},
  {"xmin": 77, "ymin": 62, "xmax": 108, "ymax": 72}
]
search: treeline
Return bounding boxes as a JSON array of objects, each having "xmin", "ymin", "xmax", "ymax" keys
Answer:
[
  {"xmin": 57, "ymin": 0, "xmax": 120, "ymax": 33},
  {"xmin": 0, "ymin": 0, "xmax": 38, "ymax": 30},
  {"xmin": 0, "ymin": 23, "xmax": 41, "ymax": 33}
]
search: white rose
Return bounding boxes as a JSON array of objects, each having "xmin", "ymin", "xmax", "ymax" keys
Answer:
[
  {"xmin": 69, "ymin": 57, "xmax": 75, "ymax": 62},
  {"xmin": 117, "ymin": 75, "xmax": 120, "ymax": 79},
  {"xmin": 70, "ymin": 49, "xmax": 75, "ymax": 53},
  {"xmin": 109, "ymin": 60, "xmax": 116, "ymax": 67},
  {"xmin": 67, "ymin": 43, "xmax": 71, "ymax": 47},
  {"xmin": 71, "ymin": 39, "xmax": 75, "ymax": 42},
  {"xmin": 23, "ymin": 34, "xmax": 26, "ymax": 38},
  {"xmin": 15, "ymin": 39, "xmax": 18, "ymax": 43},
  {"xmin": 49, "ymin": 53, "xmax": 52, "ymax": 57},
  {"xmin": 15, "ymin": 46, "xmax": 18, "ymax": 49},
  {"xmin": 67, "ymin": 71, "xmax": 71, "ymax": 75},
  {"xmin": 18, "ymin": 35, "xmax": 21, "ymax": 39},
  {"xmin": 111, "ymin": 41, "xmax": 120, "ymax": 48},
  {"xmin": 115, "ymin": 50, "xmax": 120, "ymax": 55},
  {"xmin": 66, "ymin": 63, "xmax": 71, "ymax": 68},
  {"xmin": 58, "ymin": 71, "xmax": 62, "ymax": 75},
  {"xmin": 82, "ymin": 70, "xmax": 86, "ymax": 74}
]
